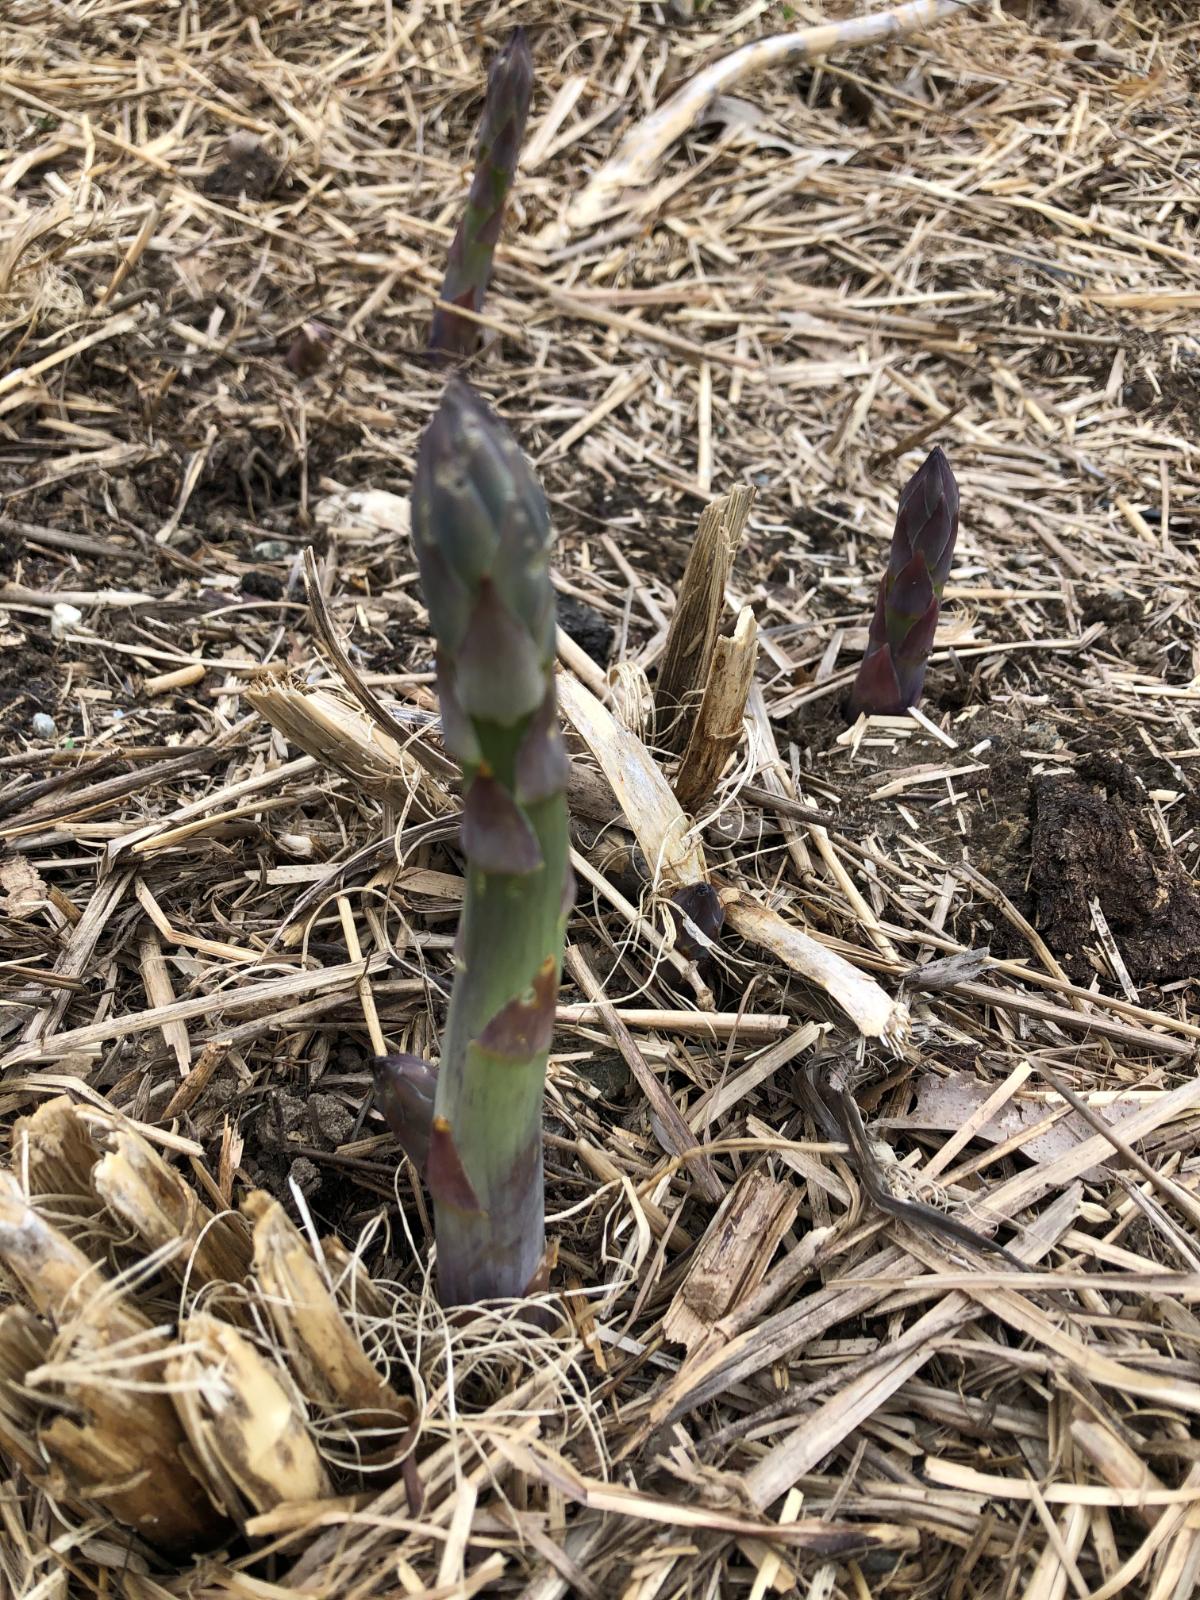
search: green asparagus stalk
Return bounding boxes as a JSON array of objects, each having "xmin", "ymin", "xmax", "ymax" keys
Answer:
[
  {"xmin": 430, "ymin": 29, "xmax": 533, "ymax": 364},
  {"xmin": 396, "ymin": 379, "xmax": 571, "ymax": 1305},
  {"xmin": 848, "ymin": 446, "xmax": 960, "ymax": 718}
]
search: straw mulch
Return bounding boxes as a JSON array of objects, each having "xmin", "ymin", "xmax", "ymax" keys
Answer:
[{"xmin": 3, "ymin": 0, "xmax": 1200, "ymax": 1595}]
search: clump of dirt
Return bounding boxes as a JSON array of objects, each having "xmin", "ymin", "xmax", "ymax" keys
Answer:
[
  {"xmin": 241, "ymin": 569, "xmax": 284, "ymax": 601},
  {"xmin": 1029, "ymin": 754, "xmax": 1200, "ymax": 987},
  {"xmin": 0, "ymin": 624, "xmax": 60, "ymax": 728},
  {"xmin": 558, "ymin": 593, "xmax": 613, "ymax": 665},
  {"xmin": 203, "ymin": 132, "xmax": 283, "ymax": 199}
]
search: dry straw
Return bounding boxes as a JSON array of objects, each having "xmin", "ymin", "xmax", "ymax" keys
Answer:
[{"xmin": 3, "ymin": 0, "xmax": 1200, "ymax": 1594}]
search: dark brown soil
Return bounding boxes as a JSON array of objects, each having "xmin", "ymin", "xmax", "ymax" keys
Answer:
[
  {"xmin": 557, "ymin": 593, "xmax": 614, "ymax": 665},
  {"xmin": 202, "ymin": 133, "xmax": 284, "ymax": 200},
  {"xmin": 1029, "ymin": 754, "xmax": 1200, "ymax": 988}
]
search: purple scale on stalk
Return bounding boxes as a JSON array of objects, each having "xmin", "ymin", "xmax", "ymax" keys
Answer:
[
  {"xmin": 455, "ymin": 578, "xmax": 545, "ymax": 725},
  {"xmin": 461, "ymin": 769, "xmax": 543, "ymax": 874},
  {"xmin": 884, "ymin": 552, "xmax": 934, "ymax": 642},
  {"xmin": 514, "ymin": 680, "xmax": 569, "ymax": 804},
  {"xmin": 371, "ymin": 1054, "xmax": 438, "ymax": 1172},
  {"xmin": 416, "ymin": 543, "xmax": 473, "ymax": 657},
  {"xmin": 426, "ymin": 1118, "xmax": 484, "ymax": 1216},
  {"xmin": 849, "ymin": 648, "xmax": 904, "ymax": 718},
  {"xmin": 475, "ymin": 957, "xmax": 558, "ymax": 1061},
  {"xmin": 436, "ymin": 652, "xmax": 482, "ymax": 766}
]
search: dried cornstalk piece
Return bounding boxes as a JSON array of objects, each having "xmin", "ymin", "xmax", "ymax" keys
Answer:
[
  {"xmin": 723, "ymin": 897, "xmax": 910, "ymax": 1046},
  {"xmin": 247, "ymin": 681, "xmax": 451, "ymax": 811},
  {"xmin": 558, "ymin": 1, "xmax": 963, "ymax": 234},
  {"xmin": 246, "ymin": 1193, "xmax": 416, "ymax": 1462},
  {"xmin": 663, "ymin": 1172, "xmax": 799, "ymax": 1355},
  {"xmin": 87, "ymin": 1110, "xmax": 253, "ymax": 1291},
  {"xmin": 655, "ymin": 485, "xmax": 754, "ymax": 755},
  {"xmin": 168, "ymin": 1312, "xmax": 331, "ymax": 1520},
  {"xmin": 673, "ymin": 605, "xmax": 758, "ymax": 813},
  {"xmin": 0, "ymin": 1304, "xmax": 52, "ymax": 1482},
  {"xmin": 320, "ymin": 1236, "xmax": 395, "ymax": 1324},
  {"xmin": 606, "ymin": 659, "xmax": 654, "ymax": 739},
  {"xmin": 558, "ymin": 670, "xmax": 707, "ymax": 892},
  {"xmin": 10, "ymin": 1095, "xmax": 102, "ymax": 1209},
  {"xmin": 0, "ymin": 1173, "xmax": 226, "ymax": 1553}
]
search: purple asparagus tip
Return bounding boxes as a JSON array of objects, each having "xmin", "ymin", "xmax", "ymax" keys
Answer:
[{"xmin": 848, "ymin": 446, "xmax": 960, "ymax": 718}]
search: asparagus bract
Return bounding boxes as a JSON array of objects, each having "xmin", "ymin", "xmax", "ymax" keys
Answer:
[
  {"xmin": 404, "ymin": 379, "xmax": 571, "ymax": 1304},
  {"xmin": 371, "ymin": 1054, "xmax": 438, "ymax": 1174},
  {"xmin": 430, "ymin": 30, "xmax": 533, "ymax": 363},
  {"xmin": 848, "ymin": 446, "xmax": 959, "ymax": 717}
]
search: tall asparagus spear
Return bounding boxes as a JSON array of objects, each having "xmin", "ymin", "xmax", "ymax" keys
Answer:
[
  {"xmin": 430, "ymin": 29, "xmax": 533, "ymax": 364},
  {"xmin": 847, "ymin": 446, "xmax": 960, "ymax": 718},
  {"xmin": 395, "ymin": 379, "xmax": 571, "ymax": 1305}
]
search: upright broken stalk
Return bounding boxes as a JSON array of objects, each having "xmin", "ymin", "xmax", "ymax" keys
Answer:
[
  {"xmin": 848, "ymin": 446, "xmax": 960, "ymax": 718},
  {"xmin": 429, "ymin": 29, "xmax": 534, "ymax": 364},
  {"xmin": 404, "ymin": 379, "xmax": 571, "ymax": 1305}
]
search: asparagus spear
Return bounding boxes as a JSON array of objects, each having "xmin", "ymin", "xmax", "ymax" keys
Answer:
[
  {"xmin": 430, "ymin": 29, "xmax": 534, "ymax": 364},
  {"xmin": 848, "ymin": 446, "xmax": 960, "ymax": 718},
  {"xmin": 398, "ymin": 379, "xmax": 571, "ymax": 1305}
]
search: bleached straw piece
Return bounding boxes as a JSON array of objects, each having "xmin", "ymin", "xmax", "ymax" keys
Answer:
[
  {"xmin": 88, "ymin": 1110, "xmax": 254, "ymax": 1289},
  {"xmin": 558, "ymin": 1, "xmax": 972, "ymax": 233},
  {"xmin": 0, "ymin": 1172, "xmax": 226, "ymax": 1553},
  {"xmin": 247, "ymin": 682, "xmax": 450, "ymax": 810},
  {"xmin": 246, "ymin": 1193, "xmax": 417, "ymax": 1461},
  {"xmin": 655, "ymin": 485, "xmax": 754, "ymax": 756},
  {"xmin": 168, "ymin": 1313, "xmax": 331, "ymax": 1519},
  {"xmin": 558, "ymin": 670, "xmax": 707, "ymax": 891},
  {"xmin": 724, "ymin": 897, "xmax": 910, "ymax": 1046},
  {"xmin": 674, "ymin": 605, "xmax": 758, "ymax": 812}
]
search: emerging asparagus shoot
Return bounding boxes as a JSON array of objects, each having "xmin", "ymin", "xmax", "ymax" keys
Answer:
[
  {"xmin": 429, "ymin": 29, "xmax": 534, "ymax": 364},
  {"xmin": 390, "ymin": 380, "xmax": 571, "ymax": 1305},
  {"xmin": 848, "ymin": 446, "xmax": 960, "ymax": 719}
]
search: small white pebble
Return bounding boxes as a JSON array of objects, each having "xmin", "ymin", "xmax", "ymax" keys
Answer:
[
  {"xmin": 31, "ymin": 712, "xmax": 56, "ymax": 739},
  {"xmin": 50, "ymin": 602, "xmax": 83, "ymax": 640}
]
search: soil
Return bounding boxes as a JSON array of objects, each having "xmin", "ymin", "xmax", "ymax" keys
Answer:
[
  {"xmin": 0, "ymin": 625, "xmax": 60, "ymax": 730},
  {"xmin": 202, "ymin": 134, "xmax": 285, "ymax": 201},
  {"xmin": 1029, "ymin": 755, "xmax": 1200, "ymax": 988},
  {"xmin": 788, "ymin": 692, "xmax": 1200, "ymax": 1001},
  {"xmin": 557, "ymin": 592, "xmax": 614, "ymax": 665}
]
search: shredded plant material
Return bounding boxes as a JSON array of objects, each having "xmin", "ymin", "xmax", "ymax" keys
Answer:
[{"xmin": 2, "ymin": 1, "xmax": 1200, "ymax": 1596}]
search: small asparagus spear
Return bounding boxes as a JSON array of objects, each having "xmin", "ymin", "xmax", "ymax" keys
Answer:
[
  {"xmin": 371, "ymin": 1053, "xmax": 437, "ymax": 1174},
  {"xmin": 399, "ymin": 379, "xmax": 571, "ymax": 1305},
  {"xmin": 848, "ymin": 446, "xmax": 960, "ymax": 718},
  {"xmin": 430, "ymin": 29, "xmax": 534, "ymax": 363}
]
